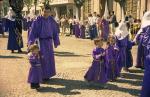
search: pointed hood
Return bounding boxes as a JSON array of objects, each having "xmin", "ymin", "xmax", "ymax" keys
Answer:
[
  {"xmin": 133, "ymin": 11, "xmax": 150, "ymax": 42},
  {"xmin": 103, "ymin": 1, "xmax": 109, "ymax": 19},
  {"xmin": 115, "ymin": 8, "xmax": 129, "ymax": 40}
]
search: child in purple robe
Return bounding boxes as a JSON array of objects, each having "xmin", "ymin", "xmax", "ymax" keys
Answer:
[
  {"xmin": 28, "ymin": 44, "xmax": 42, "ymax": 89},
  {"xmin": 105, "ymin": 36, "xmax": 120, "ymax": 81},
  {"xmin": 84, "ymin": 39, "xmax": 108, "ymax": 86},
  {"xmin": 125, "ymin": 36, "xmax": 135, "ymax": 71}
]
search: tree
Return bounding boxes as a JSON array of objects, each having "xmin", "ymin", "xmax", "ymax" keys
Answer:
[
  {"xmin": 114, "ymin": 0, "xmax": 126, "ymax": 16},
  {"xmin": 74, "ymin": 0, "xmax": 85, "ymax": 20},
  {"xmin": 2, "ymin": 0, "xmax": 9, "ymax": 15},
  {"xmin": 24, "ymin": 0, "xmax": 33, "ymax": 14},
  {"xmin": 74, "ymin": 0, "xmax": 85, "ymax": 8},
  {"xmin": 114, "ymin": 0, "xmax": 126, "ymax": 11}
]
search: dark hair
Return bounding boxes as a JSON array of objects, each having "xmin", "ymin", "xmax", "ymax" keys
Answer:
[
  {"xmin": 88, "ymin": 14, "xmax": 92, "ymax": 17},
  {"xmin": 125, "ymin": 16, "xmax": 129, "ymax": 21},
  {"xmin": 29, "ymin": 44, "xmax": 39, "ymax": 51},
  {"xmin": 112, "ymin": 11, "xmax": 114, "ymax": 14},
  {"xmin": 107, "ymin": 35, "xmax": 116, "ymax": 45},
  {"xmin": 73, "ymin": 16, "xmax": 76, "ymax": 19},
  {"xmin": 97, "ymin": 14, "xmax": 100, "ymax": 17},
  {"xmin": 137, "ymin": 19, "xmax": 141, "ymax": 23},
  {"xmin": 94, "ymin": 38, "xmax": 102, "ymax": 45},
  {"xmin": 114, "ymin": 22, "xmax": 119, "ymax": 28}
]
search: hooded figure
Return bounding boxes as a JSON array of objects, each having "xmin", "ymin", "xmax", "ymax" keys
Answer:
[
  {"xmin": 115, "ymin": 22, "xmax": 129, "ymax": 40},
  {"xmin": 115, "ymin": 8, "xmax": 129, "ymax": 72},
  {"xmin": 100, "ymin": 1, "xmax": 110, "ymax": 40},
  {"xmin": 140, "ymin": 11, "xmax": 150, "ymax": 97},
  {"xmin": 134, "ymin": 11, "xmax": 150, "ymax": 69},
  {"xmin": 4, "ymin": 8, "xmax": 23, "ymax": 53},
  {"xmin": 5, "ymin": 8, "xmax": 15, "ymax": 21}
]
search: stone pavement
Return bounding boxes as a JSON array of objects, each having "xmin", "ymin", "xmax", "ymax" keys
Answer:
[{"xmin": 0, "ymin": 32, "xmax": 143, "ymax": 97}]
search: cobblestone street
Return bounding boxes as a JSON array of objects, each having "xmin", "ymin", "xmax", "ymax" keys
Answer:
[{"xmin": 0, "ymin": 32, "xmax": 143, "ymax": 97}]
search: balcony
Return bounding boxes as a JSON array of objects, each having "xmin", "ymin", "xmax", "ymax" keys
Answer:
[{"xmin": 50, "ymin": 0, "xmax": 74, "ymax": 5}]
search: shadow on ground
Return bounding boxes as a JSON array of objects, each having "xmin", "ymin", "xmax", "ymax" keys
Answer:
[
  {"xmin": 0, "ymin": 35, "xmax": 8, "ymax": 38},
  {"xmin": 38, "ymin": 78, "xmax": 140, "ymax": 96},
  {"xmin": 12, "ymin": 51, "xmax": 28, "ymax": 54},
  {"xmin": 130, "ymin": 69, "xmax": 144, "ymax": 73},
  {"xmin": 121, "ymin": 72, "xmax": 143, "ymax": 80},
  {"xmin": 54, "ymin": 51, "xmax": 89, "ymax": 57},
  {"xmin": 0, "ymin": 55, "xmax": 23, "ymax": 58},
  {"xmin": 115, "ymin": 78, "xmax": 142, "ymax": 86}
]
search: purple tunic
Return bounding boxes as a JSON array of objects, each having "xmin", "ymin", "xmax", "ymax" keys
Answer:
[
  {"xmin": 105, "ymin": 45, "xmax": 120, "ymax": 80},
  {"xmin": 140, "ymin": 26, "xmax": 150, "ymax": 97},
  {"xmin": 84, "ymin": 47, "xmax": 108, "ymax": 84},
  {"xmin": 136, "ymin": 33, "xmax": 145, "ymax": 68},
  {"xmin": 74, "ymin": 23, "xmax": 80, "ymax": 38},
  {"xmin": 80, "ymin": 25, "xmax": 85, "ymax": 39},
  {"xmin": 28, "ymin": 53, "xmax": 42, "ymax": 83},
  {"xmin": 100, "ymin": 19, "xmax": 110, "ymax": 40},
  {"xmin": 141, "ymin": 55, "xmax": 150, "ymax": 97},
  {"xmin": 28, "ymin": 16, "xmax": 60, "ymax": 79},
  {"xmin": 135, "ymin": 27, "xmax": 150, "ymax": 68},
  {"xmin": 126, "ymin": 40, "xmax": 135, "ymax": 68},
  {"xmin": 116, "ymin": 36, "xmax": 128, "ymax": 72}
]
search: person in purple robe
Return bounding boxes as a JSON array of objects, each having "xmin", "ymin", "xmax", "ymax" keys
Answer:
[
  {"xmin": 134, "ymin": 32, "xmax": 145, "ymax": 69},
  {"xmin": 84, "ymin": 39, "xmax": 108, "ymax": 86},
  {"xmin": 28, "ymin": 4, "xmax": 60, "ymax": 81},
  {"xmin": 134, "ymin": 24, "xmax": 147, "ymax": 69},
  {"xmin": 105, "ymin": 35, "xmax": 120, "ymax": 81},
  {"xmin": 79, "ymin": 22, "xmax": 86, "ymax": 39},
  {"xmin": 115, "ymin": 21, "xmax": 129, "ymax": 73},
  {"xmin": 5, "ymin": 8, "xmax": 23, "ymax": 53},
  {"xmin": 28, "ymin": 44, "xmax": 42, "ymax": 89},
  {"xmin": 133, "ymin": 11, "xmax": 150, "ymax": 97},
  {"xmin": 100, "ymin": 17, "xmax": 110, "ymax": 41},
  {"xmin": 125, "ymin": 36, "xmax": 135, "ymax": 71},
  {"xmin": 72, "ymin": 16, "xmax": 76, "ymax": 35},
  {"xmin": 27, "ymin": 17, "xmax": 33, "ymax": 41},
  {"xmin": 27, "ymin": 17, "xmax": 33, "ymax": 30},
  {"xmin": 74, "ymin": 20, "xmax": 80, "ymax": 38},
  {"xmin": 141, "ymin": 54, "xmax": 150, "ymax": 97}
]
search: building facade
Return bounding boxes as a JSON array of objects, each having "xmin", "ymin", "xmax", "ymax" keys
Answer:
[
  {"xmin": 24, "ymin": 0, "xmax": 150, "ymax": 20},
  {"xmin": 81, "ymin": 0, "xmax": 150, "ymax": 21},
  {"xmin": 50, "ymin": 0, "xmax": 76, "ymax": 19}
]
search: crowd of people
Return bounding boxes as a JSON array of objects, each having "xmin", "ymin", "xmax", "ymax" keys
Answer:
[{"xmin": 0, "ymin": 3, "xmax": 150, "ymax": 97}]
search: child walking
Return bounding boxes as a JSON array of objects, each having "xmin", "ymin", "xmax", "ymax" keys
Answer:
[
  {"xmin": 125, "ymin": 36, "xmax": 135, "ymax": 72},
  {"xmin": 84, "ymin": 39, "xmax": 108, "ymax": 87},
  {"xmin": 105, "ymin": 36, "xmax": 120, "ymax": 81},
  {"xmin": 27, "ymin": 44, "xmax": 42, "ymax": 89}
]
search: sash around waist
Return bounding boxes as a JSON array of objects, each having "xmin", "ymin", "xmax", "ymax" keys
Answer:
[
  {"xmin": 39, "ymin": 36, "xmax": 52, "ymax": 40},
  {"xmin": 94, "ymin": 59, "xmax": 104, "ymax": 62}
]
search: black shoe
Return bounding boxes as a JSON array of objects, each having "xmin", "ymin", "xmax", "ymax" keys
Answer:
[
  {"xmin": 31, "ymin": 83, "xmax": 40, "ymax": 89},
  {"xmin": 18, "ymin": 49, "xmax": 23, "ymax": 53},
  {"xmin": 141, "ymin": 67, "xmax": 145, "ymax": 70},
  {"xmin": 11, "ymin": 50, "xmax": 14, "ymax": 53}
]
